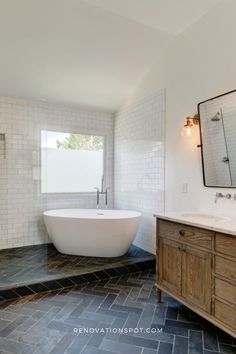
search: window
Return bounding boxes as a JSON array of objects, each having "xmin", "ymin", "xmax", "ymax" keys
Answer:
[{"xmin": 41, "ymin": 130, "xmax": 104, "ymax": 193}]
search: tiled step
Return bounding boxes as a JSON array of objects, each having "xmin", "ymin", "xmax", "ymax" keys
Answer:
[{"xmin": 0, "ymin": 259, "xmax": 155, "ymax": 301}]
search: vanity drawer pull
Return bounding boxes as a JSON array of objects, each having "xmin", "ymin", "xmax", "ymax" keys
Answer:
[{"xmin": 158, "ymin": 220, "xmax": 212, "ymax": 250}]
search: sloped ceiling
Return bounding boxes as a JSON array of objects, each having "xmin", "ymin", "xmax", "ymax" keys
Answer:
[
  {"xmin": 84, "ymin": 0, "xmax": 221, "ymax": 36},
  {"xmin": 0, "ymin": 0, "xmax": 221, "ymax": 112}
]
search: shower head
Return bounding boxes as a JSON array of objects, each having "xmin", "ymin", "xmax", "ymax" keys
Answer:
[{"xmin": 211, "ymin": 112, "xmax": 221, "ymax": 121}]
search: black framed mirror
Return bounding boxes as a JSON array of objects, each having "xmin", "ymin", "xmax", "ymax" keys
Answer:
[{"xmin": 198, "ymin": 89, "xmax": 236, "ymax": 187}]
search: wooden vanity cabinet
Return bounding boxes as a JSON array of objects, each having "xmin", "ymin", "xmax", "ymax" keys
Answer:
[
  {"xmin": 182, "ymin": 245, "xmax": 212, "ymax": 313},
  {"xmin": 156, "ymin": 218, "xmax": 236, "ymax": 338},
  {"xmin": 158, "ymin": 238, "xmax": 182, "ymax": 296}
]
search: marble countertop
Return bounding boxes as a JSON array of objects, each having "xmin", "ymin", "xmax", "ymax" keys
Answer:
[{"xmin": 154, "ymin": 211, "xmax": 236, "ymax": 236}]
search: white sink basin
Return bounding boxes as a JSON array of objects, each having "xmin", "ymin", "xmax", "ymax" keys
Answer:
[{"xmin": 181, "ymin": 213, "xmax": 230, "ymax": 223}]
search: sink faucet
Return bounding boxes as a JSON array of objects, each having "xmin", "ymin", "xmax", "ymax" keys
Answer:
[
  {"xmin": 215, "ymin": 192, "xmax": 231, "ymax": 204},
  {"xmin": 94, "ymin": 175, "xmax": 108, "ymax": 209}
]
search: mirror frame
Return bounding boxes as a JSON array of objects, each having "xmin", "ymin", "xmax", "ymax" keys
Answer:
[{"xmin": 197, "ymin": 89, "xmax": 236, "ymax": 188}]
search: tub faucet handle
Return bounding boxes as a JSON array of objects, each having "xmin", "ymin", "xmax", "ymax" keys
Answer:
[
  {"xmin": 215, "ymin": 192, "xmax": 223, "ymax": 204},
  {"xmin": 215, "ymin": 192, "xmax": 232, "ymax": 203}
]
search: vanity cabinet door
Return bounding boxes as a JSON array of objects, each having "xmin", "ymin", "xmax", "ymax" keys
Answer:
[
  {"xmin": 182, "ymin": 246, "xmax": 212, "ymax": 313},
  {"xmin": 158, "ymin": 238, "xmax": 182, "ymax": 296}
]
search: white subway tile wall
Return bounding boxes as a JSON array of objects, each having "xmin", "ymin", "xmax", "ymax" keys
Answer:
[
  {"xmin": 114, "ymin": 91, "xmax": 165, "ymax": 254},
  {"xmin": 0, "ymin": 97, "xmax": 114, "ymax": 249}
]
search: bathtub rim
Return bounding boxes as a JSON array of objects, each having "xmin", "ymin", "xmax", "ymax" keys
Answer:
[{"xmin": 43, "ymin": 208, "xmax": 141, "ymax": 220}]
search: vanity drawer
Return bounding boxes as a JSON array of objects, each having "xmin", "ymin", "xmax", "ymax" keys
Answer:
[
  {"xmin": 215, "ymin": 278, "xmax": 236, "ymax": 306},
  {"xmin": 215, "ymin": 299, "xmax": 236, "ymax": 329},
  {"xmin": 215, "ymin": 234, "xmax": 236, "ymax": 258},
  {"xmin": 158, "ymin": 220, "xmax": 213, "ymax": 249},
  {"xmin": 215, "ymin": 256, "xmax": 236, "ymax": 281}
]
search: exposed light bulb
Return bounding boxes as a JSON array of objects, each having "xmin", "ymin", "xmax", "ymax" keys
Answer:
[
  {"xmin": 182, "ymin": 117, "xmax": 193, "ymax": 137},
  {"xmin": 186, "ymin": 126, "xmax": 191, "ymax": 136}
]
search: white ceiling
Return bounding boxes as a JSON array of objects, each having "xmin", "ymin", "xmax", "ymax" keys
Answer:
[
  {"xmin": 0, "ymin": 0, "xmax": 220, "ymax": 112},
  {"xmin": 84, "ymin": 0, "xmax": 221, "ymax": 35}
]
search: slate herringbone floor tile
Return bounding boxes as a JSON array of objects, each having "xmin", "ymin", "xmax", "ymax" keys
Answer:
[{"xmin": 0, "ymin": 270, "xmax": 235, "ymax": 354}]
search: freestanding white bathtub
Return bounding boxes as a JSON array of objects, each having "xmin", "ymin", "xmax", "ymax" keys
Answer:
[{"xmin": 43, "ymin": 209, "xmax": 141, "ymax": 257}]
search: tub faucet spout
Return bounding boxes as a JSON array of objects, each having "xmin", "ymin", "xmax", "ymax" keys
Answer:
[
  {"xmin": 105, "ymin": 188, "xmax": 108, "ymax": 208},
  {"xmin": 94, "ymin": 176, "xmax": 108, "ymax": 208}
]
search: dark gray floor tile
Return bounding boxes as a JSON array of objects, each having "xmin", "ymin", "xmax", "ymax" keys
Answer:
[
  {"xmin": 153, "ymin": 324, "xmax": 188, "ymax": 337},
  {"xmin": 165, "ymin": 319, "xmax": 202, "ymax": 331},
  {"xmin": 166, "ymin": 305, "xmax": 178, "ymax": 320},
  {"xmin": 49, "ymin": 334, "xmax": 76, "ymax": 354},
  {"xmin": 0, "ymin": 290, "xmax": 20, "ymax": 300},
  {"xmin": 0, "ymin": 319, "xmax": 10, "ymax": 331},
  {"xmin": 64, "ymin": 317, "xmax": 99, "ymax": 328},
  {"xmin": 86, "ymin": 322, "xmax": 115, "ymax": 348},
  {"xmin": 69, "ymin": 275, "xmax": 88, "ymax": 285},
  {"xmin": 158, "ymin": 342, "xmax": 173, "ymax": 354},
  {"xmin": 28, "ymin": 283, "xmax": 49, "ymax": 294},
  {"xmin": 219, "ymin": 343, "xmax": 236, "ymax": 354},
  {"xmin": 65, "ymin": 333, "xmax": 92, "ymax": 354},
  {"xmin": 142, "ymin": 349, "xmax": 158, "ymax": 354},
  {"xmin": 93, "ymin": 270, "xmax": 111, "ymax": 280},
  {"xmin": 152, "ymin": 305, "xmax": 167, "ymax": 326},
  {"xmin": 125, "ymin": 312, "xmax": 142, "ymax": 328},
  {"xmin": 119, "ymin": 334, "xmax": 159, "ymax": 349},
  {"xmin": 97, "ymin": 308, "xmax": 129, "ymax": 319},
  {"xmin": 14, "ymin": 286, "xmax": 35, "ymax": 297},
  {"xmin": 111, "ymin": 303, "xmax": 142, "ymax": 314},
  {"xmin": 203, "ymin": 325, "xmax": 219, "ymax": 351},
  {"xmin": 0, "ymin": 337, "xmax": 34, "ymax": 354},
  {"xmin": 83, "ymin": 345, "xmax": 117, "ymax": 354},
  {"xmin": 47, "ymin": 320, "xmax": 79, "ymax": 334},
  {"xmin": 42, "ymin": 280, "xmax": 63, "ymax": 291},
  {"xmin": 217, "ymin": 328, "xmax": 235, "ymax": 345},
  {"xmin": 57, "ymin": 278, "xmax": 75, "ymax": 288},
  {"xmin": 100, "ymin": 338, "xmax": 143, "ymax": 354},
  {"xmin": 83, "ymin": 273, "xmax": 100, "ymax": 282},
  {"xmin": 104, "ymin": 317, "xmax": 127, "ymax": 340},
  {"xmin": 100, "ymin": 294, "xmax": 117, "ymax": 309},
  {"xmin": 189, "ymin": 330, "xmax": 203, "ymax": 354},
  {"xmin": 173, "ymin": 336, "xmax": 188, "ymax": 354},
  {"xmin": 0, "ymin": 315, "xmax": 28, "ymax": 338}
]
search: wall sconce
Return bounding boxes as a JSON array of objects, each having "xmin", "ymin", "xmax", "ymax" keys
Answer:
[{"xmin": 182, "ymin": 114, "xmax": 199, "ymax": 137}]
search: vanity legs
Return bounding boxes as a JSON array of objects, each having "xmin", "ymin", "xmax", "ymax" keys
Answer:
[{"xmin": 157, "ymin": 288, "xmax": 162, "ymax": 303}]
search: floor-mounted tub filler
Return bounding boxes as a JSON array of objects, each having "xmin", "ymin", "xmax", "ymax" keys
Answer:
[{"xmin": 43, "ymin": 209, "xmax": 141, "ymax": 257}]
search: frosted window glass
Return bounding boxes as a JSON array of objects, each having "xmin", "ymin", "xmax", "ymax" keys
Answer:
[{"xmin": 41, "ymin": 131, "xmax": 104, "ymax": 193}]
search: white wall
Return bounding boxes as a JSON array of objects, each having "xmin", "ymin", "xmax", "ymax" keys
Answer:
[
  {"xmin": 124, "ymin": 0, "xmax": 236, "ymax": 214},
  {"xmin": 0, "ymin": 97, "xmax": 114, "ymax": 249},
  {"xmin": 114, "ymin": 91, "xmax": 165, "ymax": 254}
]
